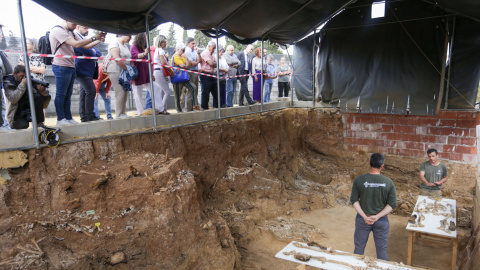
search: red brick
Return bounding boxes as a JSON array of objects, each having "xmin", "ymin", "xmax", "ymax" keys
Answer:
[
  {"xmin": 347, "ymin": 144, "xmax": 357, "ymax": 152},
  {"xmin": 411, "ymin": 118, "xmax": 441, "ymax": 127},
  {"xmin": 434, "ymin": 136, "xmax": 448, "ymax": 144},
  {"xmin": 427, "ymin": 127, "xmax": 455, "ymax": 136},
  {"xmin": 355, "ymin": 116, "xmax": 376, "ymax": 124},
  {"xmin": 424, "ymin": 143, "xmax": 443, "ymax": 152},
  {"xmin": 375, "ymin": 117, "xmax": 396, "ymax": 125},
  {"xmin": 438, "ymin": 119, "xmax": 457, "ymax": 127},
  {"xmin": 450, "ymin": 128, "xmax": 470, "ymax": 137},
  {"xmin": 454, "ymin": 112, "xmax": 476, "ymax": 120},
  {"xmin": 345, "ymin": 116, "xmax": 356, "ymax": 123},
  {"xmin": 397, "ymin": 149, "xmax": 425, "ymax": 158},
  {"xmin": 439, "ymin": 111, "xmax": 459, "ymax": 119},
  {"xmin": 460, "ymin": 137, "xmax": 477, "ymax": 146},
  {"xmin": 393, "ymin": 125, "xmax": 416, "ymax": 134},
  {"xmin": 416, "ymin": 126, "xmax": 427, "ymax": 135},
  {"xmin": 396, "ymin": 141, "xmax": 407, "ymax": 149},
  {"xmin": 419, "ymin": 135, "xmax": 437, "ymax": 143},
  {"xmin": 461, "ymin": 154, "xmax": 477, "ymax": 163},
  {"xmin": 443, "ymin": 145, "xmax": 456, "ymax": 153},
  {"xmin": 363, "ymin": 131, "xmax": 378, "ymax": 139},
  {"xmin": 381, "ymin": 125, "xmax": 393, "ymax": 132},
  {"xmin": 385, "ymin": 133, "xmax": 402, "ymax": 141},
  {"xmin": 448, "ymin": 153, "xmax": 462, "ymax": 161},
  {"xmin": 344, "ymin": 137, "xmax": 357, "ymax": 144},
  {"xmin": 385, "ymin": 140, "xmax": 398, "ymax": 148},
  {"xmin": 405, "ymin": 142, "xmax": 425, "ymax": 151},
  {"xmin": 364, "ymin": 124, "xmax": 382, "ymax": 131},
  {"xmin": 447, "ymin": 136, "xmax": 461, "ymax": 145},
  {"xmin": 455, "ymin": 145, "xmax": 477, "ymax": 154},
  {"xmin": 344, "ymin": 130, "xmax": 354, "ymax": 137},
  {"xmin": 455, "ymin": 120, "xmax": 476, "ymax": 128},
  {"xmin": 469, "ymin": 128, "xmax": 476, "ymax": 137}
]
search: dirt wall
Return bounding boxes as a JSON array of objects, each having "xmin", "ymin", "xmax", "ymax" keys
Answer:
[{"xmin": 0, "ymin": 108, "xmax": 477, "ymax": 269}]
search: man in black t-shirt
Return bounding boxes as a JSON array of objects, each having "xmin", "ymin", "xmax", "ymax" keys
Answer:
[{"xmin": 350, "ymin": 153, "xmax": 397, "ymax": 260}]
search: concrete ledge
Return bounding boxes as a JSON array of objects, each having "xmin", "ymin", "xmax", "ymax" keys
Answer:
[
  {"xmin": 292, "ymin": 100, "xmax": 335, "ymax": 108},
  {"xmin": 0, "ymin": 101, "xmax": 290, "ymax": 151}
]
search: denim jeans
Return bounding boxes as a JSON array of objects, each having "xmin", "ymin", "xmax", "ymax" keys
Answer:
[
  {"xmin": 52, "ymin": 65, "xmax": 76, "ymax": 121},
  {"xmin": 144, "ymin": 90, "xmax": 152, "ymax": 110},
  {"xmin": 226, "ymin": 78, "xmax": 237, "ymax": 107},
  {"xmin": 263, "ymin": 81, "xmax": 273, "ymax": 103},
  {"xmin": 94, "ymin": 83, "xmax": 112, "ymax": 119}
]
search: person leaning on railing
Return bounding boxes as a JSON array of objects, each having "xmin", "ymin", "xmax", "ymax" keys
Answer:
[
  {"xmin": 171, "ymin": 43, "xmax": 195, "ymax": 112},
  {"xmin": 152, "ymin": 35, "xmax": 172, "ymax": 115}
]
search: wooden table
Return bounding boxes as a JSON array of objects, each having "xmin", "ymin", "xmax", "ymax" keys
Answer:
[{"xmin": 406, "ymin": 195, "xmax": 457, "ymax": 270}]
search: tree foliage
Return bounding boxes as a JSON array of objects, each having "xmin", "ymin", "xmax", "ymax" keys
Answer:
[
  {"xmin": 194, "ymin": 30, "xmax": 210, "ymax": 49},
  {"xmin": 182, "ymin": 29, "xmax": 187, "ymax": 44},
  {"xmin": 225, "ymin": 37, "xmax": 246, "ymax": 52},
  {"xmin": 148, "ymin": 26, "xmax": 160, "ymax": 45},
  {"xmin": 166, "ymin": 23, "xmax": 177, "ymax": 48},
  {"xmin": 253, "ymin": 40, "xmax": 282, "ymax": 54}
]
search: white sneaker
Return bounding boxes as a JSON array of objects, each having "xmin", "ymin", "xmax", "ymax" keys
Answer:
[
  {"xmin": 0, "ymin": 126, "xmax": 10, "ymax": 132},
  {"xmin": 117, "ymin": 114, "xmax": 129, "ymax": 119},
  {"xmin": 67, "ymin": 119, "xmax": 79, "ymax": 124},
  {"xmin": 57, "ymin": 119, "xmax": 71, "ymax": 126}
]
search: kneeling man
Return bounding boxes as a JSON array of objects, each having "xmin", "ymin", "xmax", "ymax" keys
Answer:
[{"xmin": 350, "ymin": 153, "xmax": 397, "ymax": 260}]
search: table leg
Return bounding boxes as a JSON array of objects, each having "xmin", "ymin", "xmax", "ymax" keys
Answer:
[
  {"xmin": 407, "ymin": 231, "xmax": 413, "ymax": 265},
  {"xmin": 452, "ymin": 237, "xmax": 458, "ymax": 270}
]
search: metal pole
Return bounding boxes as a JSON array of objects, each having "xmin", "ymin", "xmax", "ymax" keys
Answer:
[
  {"xmin": 215, "ymin": 29, "xmax": 221, "ymax": 119},
  {"xmin": 444, "ymin": 15, "xmax": 456, "ymax": 110},
  {"xmin": 261, "ymin": 39, "xmax": 264, "ymax": 111},
  {"xmin": 144, "ymin": 14, "xmax": 157, "ymax": 129},
  {"xmin": 287, "ymin": 42, "xmax": 295, "ymax": 106},
  {"xmin": 312, "ymin": 29, "xmax": 316, "ymax": 108},
  {"xmin": 17, "ymin": 0, "xmax": 39, "ymax": 147}
]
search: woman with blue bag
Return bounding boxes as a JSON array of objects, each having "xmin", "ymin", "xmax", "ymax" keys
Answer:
[{"xmin": 171, "ymin": 43, "xmax": 195, "ymax": 112}]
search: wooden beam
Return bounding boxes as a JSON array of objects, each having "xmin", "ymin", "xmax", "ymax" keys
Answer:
[{"xmin": 435, "ymin": 29, "xmax": 449, "ymax": 115}]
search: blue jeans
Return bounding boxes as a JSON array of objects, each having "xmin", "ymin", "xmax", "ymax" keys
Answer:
[
  {"xmin": 263, "ymin": 81, "xmax": 273, "ymax": 103},
  {"xmin": 226, "ymin": 78, "xmax": 237, "ymax": 107},
  {"xmin": 144, "ymin": 90, "xmax": 152, "ymax": 110},
  {"xmin": 94, "ymin": 83, "xmax": 113, "ymax": 119},
  {"xmin": 52, "ymin": 65, "xmax": 76, "ymax": 121},
  {"xmin": 354, "ymin": 213, "xmax": 390, "ymax": 260}
]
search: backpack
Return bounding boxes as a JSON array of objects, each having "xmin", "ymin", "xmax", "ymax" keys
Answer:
[{"xmin": 38, "ymin": 25, "xmax": 65, "ymax": 65}]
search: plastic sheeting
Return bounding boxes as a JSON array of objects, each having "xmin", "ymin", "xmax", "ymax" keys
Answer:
[
  {"xmin": 31, "ymin": 0, "xmax": 355, "ymax": 45},
  {"xmin": 316, "ymin": 0, "xmax": 458, "ymax": 115},
  {"xmin": 293, "ymin": 34, "xmax": 319, "ymax": 101},
  {"xmin": 446, "ymin": 17, "xmax": 480, "ymax": 109}
]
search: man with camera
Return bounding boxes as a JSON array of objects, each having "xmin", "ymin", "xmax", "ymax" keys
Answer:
[{"xmin": 3, "ymin": 65, "xmax": 51, "ymax": 129}]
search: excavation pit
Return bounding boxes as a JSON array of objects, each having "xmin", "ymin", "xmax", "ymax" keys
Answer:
[{"xmin": 0, "ymin": 108, "xmax": 477, "ymax": 269}]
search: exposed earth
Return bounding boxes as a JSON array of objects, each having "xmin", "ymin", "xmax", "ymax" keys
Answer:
[{"xmin": 0, "ymin": 108, "xmax": 476, "ymax": 269}]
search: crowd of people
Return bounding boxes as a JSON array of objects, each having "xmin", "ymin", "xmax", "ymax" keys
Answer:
[{"xmin": 0, "ymin": 20, "xmax": 292, "ymax": 130}]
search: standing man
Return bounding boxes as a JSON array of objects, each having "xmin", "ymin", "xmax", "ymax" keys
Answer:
[
  {"xmin": 350, "ymin": 153, "xmax": 397, "ymax": 261},
  {"xmin": 223, "ymin": 45, "xmax": 240, "ymax": 107},
  {"xmin": 185, "ymin": 37, "xmax": 201, "ymax": 110},
  {"xmin": 49, "ymin": 20, "xmax": 105, "ymax": 125},
  {"xmin": 419, "ymin": 149, "xmax": 448, "ymax": 197},
  {"xmin": 74, "ymin": 25, "xmax": 102, "ymax": 122},
  {"xmin": 199, "ymin": 41, "xmax": 218, "ymax": 110},
  {"xmin": 236, "ymin": 44, "xmax": 255, "ymax": 106}
]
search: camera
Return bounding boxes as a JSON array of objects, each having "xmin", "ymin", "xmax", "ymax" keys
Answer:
[{"xmin": 31, "ymin": 77, "xmax": 49, "ymax": 88}]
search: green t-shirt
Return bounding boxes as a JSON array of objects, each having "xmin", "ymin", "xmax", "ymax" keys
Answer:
[
  {"xmin": 350, "ymin": 174, "xmax": 397, "ymax": 215},
  {"xmin": 420, "ymin": 161, "xmax": 447, "ymax": 190}
]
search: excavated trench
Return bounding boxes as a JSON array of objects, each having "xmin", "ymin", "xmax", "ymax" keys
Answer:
[{"xmin": 0, "ymin": 108, "xmax": 476, "ymax": 269}]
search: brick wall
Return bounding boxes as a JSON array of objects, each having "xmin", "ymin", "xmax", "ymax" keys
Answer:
[{"xmin": 343, "ymin": 111, "xmax": 479, "ymax": 163}]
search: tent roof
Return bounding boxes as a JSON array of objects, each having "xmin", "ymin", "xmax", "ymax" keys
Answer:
[{"xmin": 32, "ymin": 0, "xmax": 480, "ymax": 44}]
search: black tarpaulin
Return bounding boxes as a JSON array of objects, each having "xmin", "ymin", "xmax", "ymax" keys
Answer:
[
  {"xmin": 293, "ymin": 34, "xmax": 319, "ymax": 101},
  {"xmin": 317, "ymin": 0, "xmax": 450, "ymax": 115},
  {"xmin": 31, "ymin": 0, "xmax": 355, "ymax": 45},
  {"xmin": 446, "ymin": 17, "xmax": 480, "ymax": 109}
]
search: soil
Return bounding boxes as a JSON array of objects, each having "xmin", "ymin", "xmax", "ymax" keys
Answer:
[{"xmin": 0, "ymin": 108, "xmax": 476, "ymax": 269}]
